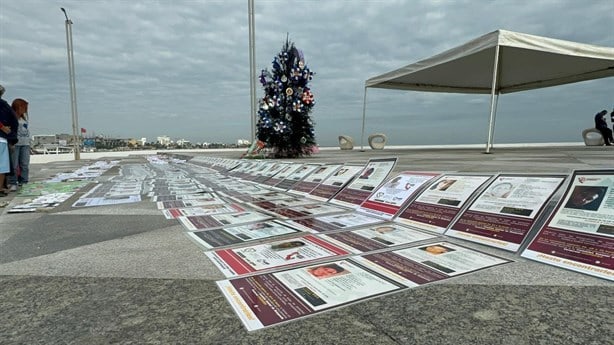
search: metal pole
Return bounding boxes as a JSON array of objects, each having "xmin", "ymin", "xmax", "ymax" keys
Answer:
[
  {"xmin": 248, "ymin": 0, "xmax": 257, "ymax": 142},
  {"xmin": 485, "ymin": 44, "xmax": 500, "ymax": 154},
  {"xmin": 491, "ymin": 93, "xmax": 499, "ymax": 149},
  {"xmin": 61, "ymin": 8, "xmax": 80, "ymax": 160},
  {"xmin": 360, "ymin": 86, "xmax": 368, "ymax": 151}
]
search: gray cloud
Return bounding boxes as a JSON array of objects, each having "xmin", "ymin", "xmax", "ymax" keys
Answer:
[{"xmin": 1, "ymin": 0, "xmax": 612, "ymax": 146}]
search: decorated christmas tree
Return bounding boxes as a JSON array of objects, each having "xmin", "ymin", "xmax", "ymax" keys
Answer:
[{"xmin": 256, "ymin": 38, "xmax": 316, "ymax": 158}]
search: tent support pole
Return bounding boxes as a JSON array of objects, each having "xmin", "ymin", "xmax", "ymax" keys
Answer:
[
  {"xmin": 360, "ymin": 86, "xmax": 368, "ymax": 151},
  {"xmin": 485, "ymin": 44, "xmax": 500, "ymax": 154},
  {"xmin": 491, "ymin": 93, "xmax": 499, "ymax": 149}
]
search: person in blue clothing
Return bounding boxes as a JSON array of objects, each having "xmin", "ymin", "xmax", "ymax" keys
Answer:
[
  {"xmin": 0, "ymin": 84, "xmax": 18, "ymax": 196},
  {"xmin": 594, "ymin": 109, "xmax": 613, "ymax": 146},
  {"xmin": 9, "ymin": 98, "xmax": 30, "ymax": 186}
]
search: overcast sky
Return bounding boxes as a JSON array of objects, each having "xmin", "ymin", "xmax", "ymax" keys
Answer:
[{"xmin": 1, "ymin": 0, "xmax": 612, "ymax": 147}]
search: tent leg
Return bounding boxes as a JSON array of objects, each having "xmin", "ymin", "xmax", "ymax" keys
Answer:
[
  {"xmin": 360, "ymin": 87, "xmax": 368, "ymax": 151},
  {"xmin": 490, "ymin": 94, "xmax": 499, "ymax": 149},
  {"xmin": 485, "ymin": 45, "xmax": 500, "ymax": 154}
]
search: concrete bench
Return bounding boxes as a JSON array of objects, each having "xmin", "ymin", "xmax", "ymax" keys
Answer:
[
  {"xmin": 582, "ymin": 128, "xmax": 605, "ymax": 146},
  {"xmin": 368, "ymin": 133, "xmax": 387, "ymax": 150}
]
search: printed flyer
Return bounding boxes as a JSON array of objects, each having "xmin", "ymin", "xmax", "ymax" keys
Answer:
[
  {"xmin": 187, "ymin": 220, "xmax": 304, "ymax": 249},
  {"xmin": 253, "ymin": 162, "xmax": 289, "ymax": 184},
  {"xmin": 152, "ymin": 192, "xmax": 224, "ymax": 202},
  {"xmin": 522, "ymin": 170, "xmax": 614, "ymax": 281},
  {"xmin": 330, "ymin": 158, "xmax": 397, "ymax": 208},
  {"xmin": 178, "ymin": 210, "xmax": 275, "ymax": 231},
  {"xmin": 286, "ymin": 212, "xmax": 387, "ymax": 233},
  {"xmin": 156, "ymin": 195, "xmax": 227, "ymax": 209},
  {"xmin": 206, "ymin": 235, "xmax": 353, "ymax": 277},
  {"xmin": 291, "ymin": 164, "xmax": 343, "ymax": 195},
  {"xmin": 217, "ymin": 259, "xmax": 405, "ymax": 331},
  {"xmin": 264, "ymin": 163, "xmax": 304, "ymax": 188},
  {"xmin": 161, "ymin": 203, "xmax": 243, "ymax": 219},
  {"xmin": 249, "ymin": 197, "xmax": 320, "ymax": 212},
  {"xmin": 10, "ymin": 192, "xmax": 75, "ymax": 212},
  {"xmin": 353, "ymin": 241, "xmax": 510, "ymax": 287},
  {"xmin": 268, "ymin": 202, "xmax": 352, "ymax": 220},
  {"xmin": 230, "ymin": 190, "xmax": 296, "ymax": 204},
  {"xmin": 396, "ymin": 174, "xmax": 494, "ymax": 233},
  {"xmin": 446, "ymin": 174, "xmax": 566, "ymax": 251},
  {"xmin": 273, "ymin": 163, "xmax": 322, "ymax": 191},
  {"xmin": 72, "ymin": 194, "xmax": 142, "ymax": 207},
  {"xmin": 359, "ymin": 171, "xmax": 440, "ymax": 220},
  {"xmin": 321, "ymin": 222, "xmax": 438, "ymax": 253},
  {"xmin": 17, "ymin": 180, "xmax": 89, "ymax": 197},
  {"xmin": 308, "ymin": 165, "xmax": 364, "ymax": 201}
]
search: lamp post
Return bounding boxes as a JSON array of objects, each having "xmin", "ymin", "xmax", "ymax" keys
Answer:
[
  {"xmin": 61, "ymin": 7, "xmax": 80, "ymax": 160},
  {"xmin": 248, "ymin": 0, "xmax": 257, "ymax": 142}
]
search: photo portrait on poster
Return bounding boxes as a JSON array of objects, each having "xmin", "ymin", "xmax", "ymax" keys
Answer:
[
  {"xmin": 522, "ymin": 170, "xmax": 614, "ymax": 281},
  {"xmin": 563, "ymin": 185, "xmax": 607, "ymax": 211},
  {"xmin": 446, "ymin": 174, "xmax": 566, "ymax": 251},
  {"xmin": 206, "ymin": 235, "xmax": 352, "ymax": 277},
  {"xmin": 395, "ymin": 174, "xmax": 493, "ymax": 233}
]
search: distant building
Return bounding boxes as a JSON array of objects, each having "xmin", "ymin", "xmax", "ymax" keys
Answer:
[
  {"xmin": 157, "ymin": 136, "xmax": 172, "ymax": 146},
  {"xmin": 32, "ymin": 135, "xmax": 57, "ymax": 147},
  {"xmin": 127, "ymin": 138, "xmax": 139, "ymax": 147},
  {"xmin": 57, "ymin": 133, "xmax": 74, "ymax": 145},
  {"xmin": 176, "ymin": 139, "xmax": 190, "ymax": 147},
  {"xmin": 140, "ymin": 138, "xmax": 147, "ymax": 146},
  {"xmin": 94, "ymin": 136, "xmax": 124, "ymax": 149}
]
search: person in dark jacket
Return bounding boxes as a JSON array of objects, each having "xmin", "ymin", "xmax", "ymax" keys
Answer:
[
  {"xmin": 594, "ymin": 109, "xmax": 613, "ymax": 146},
  {"xmin": 0, "ymin": 84, "xmax": 19, "ymax": 195}
]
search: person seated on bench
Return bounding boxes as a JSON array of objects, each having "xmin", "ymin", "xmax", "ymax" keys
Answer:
[{"xmin": 594, "ymin": 110, "xmax": 613, "ymax": 146}]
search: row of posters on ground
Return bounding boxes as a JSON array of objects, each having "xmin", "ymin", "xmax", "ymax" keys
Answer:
[
  {"xmin": 160, "ymin": 155, "xmax": 612, "ymax": 331},
  {"xmin": 184, "ymin": 156, "xmax": 611, "ymax": 280},
  {"xmin": 14, "ymin": 155, "xmax": 612, "ymax": 331},
  {"xmin": 146, "ymin": 157, "xmax": 511, "ymax": 331},
  {"xmin": 8, "ymin": 160, "xmax": 120, "ymax": 212}
]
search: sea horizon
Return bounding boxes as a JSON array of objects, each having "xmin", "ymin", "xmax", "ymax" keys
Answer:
[{"xmin": 29, "ymin": 141, "xmax": 587, "ymax": 164}]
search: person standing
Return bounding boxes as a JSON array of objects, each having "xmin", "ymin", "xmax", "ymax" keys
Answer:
[
  {"xmin": 0, "ymin": 84, "xmax": 18, "ymax": 195},
  {"xmin": 594, "ymin": 110, "xmax": 613, "ymax": 146},
  {"xmin": 611, "ymin": 107, "xmax": 614, "ymax": 133},
  {"xmin": 10, "ymin": 98, "xmax": 30, "ymax": 185}
]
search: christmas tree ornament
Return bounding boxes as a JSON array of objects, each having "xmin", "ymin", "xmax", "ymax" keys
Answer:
[
  {"xmin": 274, "ymin": 121, "xmax": 287, "ymax": 132},
  {"xmin": 302, "ymin": 90, "xmax": 314, "ymax": 104}
]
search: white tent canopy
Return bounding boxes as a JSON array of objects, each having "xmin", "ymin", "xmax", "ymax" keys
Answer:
[{"xmin": 363, "ymin": 29, "xmax": 614, "ymax": 152}]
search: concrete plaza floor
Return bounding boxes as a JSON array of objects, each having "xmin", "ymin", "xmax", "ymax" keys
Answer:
[{"xmin": 0, "ymin": 145, "xmax": 612, "ymax": 345}]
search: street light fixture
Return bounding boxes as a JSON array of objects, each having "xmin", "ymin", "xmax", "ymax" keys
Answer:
[{"xmin": 61, "ymin": 7, "xmax": 80, "ymax": 160}]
